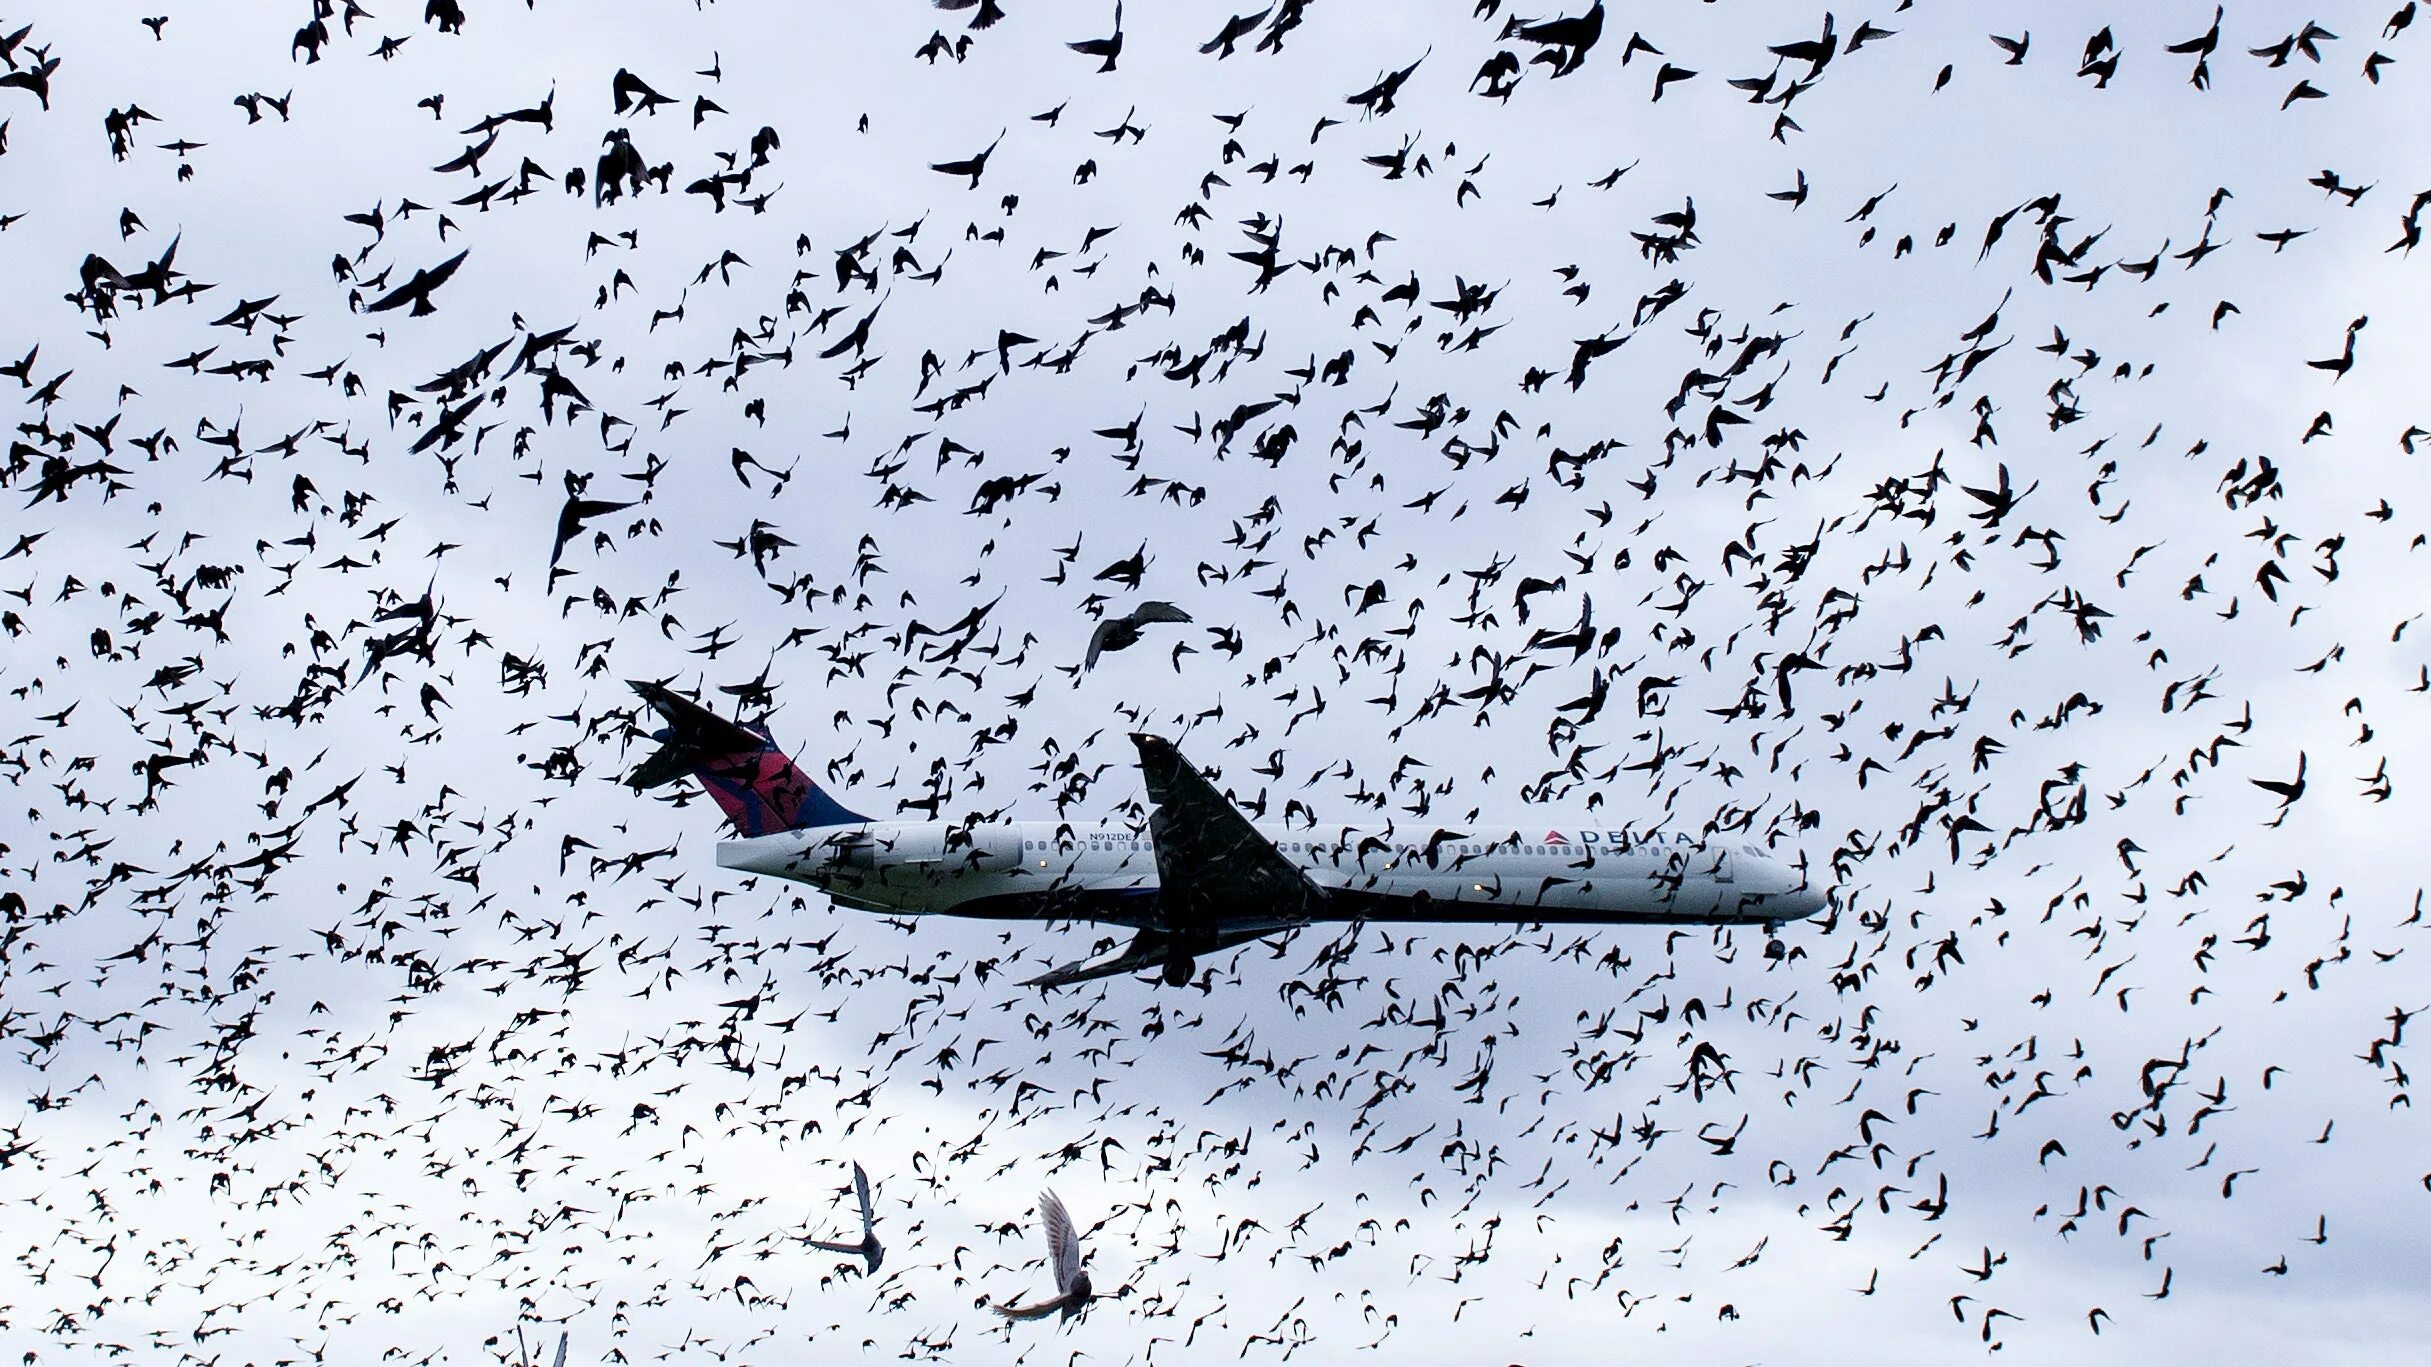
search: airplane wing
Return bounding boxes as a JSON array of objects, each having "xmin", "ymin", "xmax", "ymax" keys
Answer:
[
  {"xmin": 1130, "ymin": 732, "xmax": 1323, "ymax": 928},
  {"xmin": 1020, "ymin": 923, "xmax": 1285, "ymax": 990},
  {"xmin": 1021, "ymin": 736, "xmax": 1326, "ymax": 990}
]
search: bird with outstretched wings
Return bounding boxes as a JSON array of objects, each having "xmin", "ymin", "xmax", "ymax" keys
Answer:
[
  {"xmin": 994, "ymin": 1189, "xmax": 1091, "ymax": 1321},
  {"xmin": 365, "ymin": 249, "xmax": 469, "ymax": 317},
  {"xmin": 802, "ymin": 1160, "xmax": 883, "ymax": 1275}
]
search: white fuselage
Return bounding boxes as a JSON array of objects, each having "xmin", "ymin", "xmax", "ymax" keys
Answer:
[{"xmin": 718, "ymin": 819, "xmax": 1825, "ymax": 929}]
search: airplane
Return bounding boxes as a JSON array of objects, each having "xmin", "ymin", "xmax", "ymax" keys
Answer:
[{"xmin": 627, "ymin": 680, "xmax": 1828, "ymax": 989}]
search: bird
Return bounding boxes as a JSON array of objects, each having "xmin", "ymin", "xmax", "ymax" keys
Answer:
[
  {"xmin": 935, "ymin": 0, "xmax": 1008, "ymax": 30},
  {"xmin": 0, "ymin": 53, "xmax": 60, "ymax": 109},
  {"xmin": 1086, "ymin": 601, "xmax": 1193, "ymax": 669},
  {"xmin": 611, "ymin": 67, "xmax": 675, "ymax": 115},
  {"xmin": 1650, "ymin": 62, "xmax": 1698, "ymax": 102},
  {"xmin": 1202, "ymin": 7, "xmax": 1272, "ymax": 58},
  {"xmin": 1769, "ymin": 11, "xmax": 1838, "ymax": 73},
  {"xmin": 1503, "ymin": 1, "xmax": 1605, "ymax": 77},
  {"xmin": 931, "ymin": 131, "xmax": 1006, "ymax": 189},
  {"xmin": 801, "ymin": 1161, "xmax": 883, "ymax": 1275},
  {"xmin": 993, "ymin": 1190, "xmax": 1092, "ymax": 1321},
  {"xmin": 2250, "ymin": 752, "xmax": 2308, "ymax": 818},
  {"xmin": 548, "ymin": 486, "xmax": 635, "ymax": 570},
  {"xmin": 363, "ymin": 250, "xmax": 470, "ymax": 317},
  {"xmin": 2305, "ymin": 315, "xmax": 2365, "ymax": 379},
  {"xmin": 1068, "ymin": 2, "xmax": 1124, "ymax": 72}
]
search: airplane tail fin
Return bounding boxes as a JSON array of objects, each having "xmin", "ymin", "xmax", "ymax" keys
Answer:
[{"xmin": 626, "ymin": 679, "xmax": 867, "ymax": 836}]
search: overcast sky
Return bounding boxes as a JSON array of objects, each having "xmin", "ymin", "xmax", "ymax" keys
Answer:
[{"xmin": 2, "ymin": 1, "xmax": 2428, "ymax": 1362}]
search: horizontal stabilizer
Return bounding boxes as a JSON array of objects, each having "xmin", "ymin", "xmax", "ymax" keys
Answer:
[{"xmin": 628, "ymin": 680, "xmax": 776, "ymax": 790}]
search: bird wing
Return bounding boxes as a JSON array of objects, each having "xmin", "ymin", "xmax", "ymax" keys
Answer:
[
  {"xmin": 1040, "ymin": 1189, "xmax": 1082, "ymax": 1294},
  {"xmin": 1128, "ymin": 600, "xmax": 1194, "ymax": 625},
  {"xmin": 421, "ymin": 248, "xmax": 471, "ymax": 290},
  {"xmin": 853, "ymin": 1161, "xmax": 874, "ymax": 1232},
  {"xmin": 569, "ymin": 496, "xmax": 633, "ymax": 521},
  {"xmin": 364, "ymin": 279, "xmax": 417, "ymax": 313},
  {"xmin": 548, "ymin": 496, "xmax": 587, "ymax": 566}
]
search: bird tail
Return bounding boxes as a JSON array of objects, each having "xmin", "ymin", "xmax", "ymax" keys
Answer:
[
  {"xmin": 991, "ymin": 1296, "xmax": 1062, "ymax": 1321},
  {"xmin": 626, "ymin": 680, "xmax": 867, "ymax": 836}
]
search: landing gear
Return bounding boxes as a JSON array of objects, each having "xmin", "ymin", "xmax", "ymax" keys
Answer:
[
  {"xmin": 1762, "ymin": 922, "xmax": 1786, "ymax": 962},
  {"xmin": 1163, "ymin": 953, "xmax": 1196, "ymax": 987}
]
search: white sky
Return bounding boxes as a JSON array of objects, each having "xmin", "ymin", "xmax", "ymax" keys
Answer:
[{"xmin": 2, "ymin": 1, "xmax": 2428, "ymax": 1362}]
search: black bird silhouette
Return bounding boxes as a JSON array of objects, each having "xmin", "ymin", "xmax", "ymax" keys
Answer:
[
  {"xmin": 1347, "ymin": 51, "xmax": 1428, "ymax": 116},
  {"xmin": 2250, "ymin": 752, "xmax": 2307, "ymax": 821},
  {"xmin": 549, "ymin": 487, "xmax": 636, "ymax": 571},
  {"xmin": 1504, "ymin": 2, "xmax": 1605, "ymax": 76},
  {"xmin": 611, "ymin": 68, "xmax": 675, "ymax": 116},
  {"xmin": 364, "ymin": 250, "xmax": 469, "ymax": 317},
  {"xmin": 2166, "ymin": 6, "xmax": 2224, "ymax": 89},
  {"xmin": 1202, "ymin": 7, "xmax": 1272, "ymax": 57},
  {"xmin": 1770, "ymin": 11, "xmax": 1838, "ymax": 73},
  {"xmin": 1068, "ymin": 2, "xmax": 1124, "ymax": 72},
  {"xmin": 2305, "ymin": 315, "xmax": 2365, "ymax": 379},
  {"xmin": 1086, "ymin": 601, "xmax": 1193, "ymax": 669},
  {"xmin": 0, "ymin": 54, "xmax": 60, "ymax": 109},
  {"xmin": 1960, "ymin": 463, "xmax": 2035, "ymax": 528},
  {"xmin": 1566, "ymin": 328, "xmax": 1628, "ymax": 389},
  {"xmin": 1093, "ymin": 542, "xmax": 1149, "ymax": 589},
  {"xmin": 935, "ymin": 0, "xmax": 1008, "ymax": 30},
  {"xmin": 2282, "ymin": 80, "xmax": 2328, "ymax": 109},
  {"xmin": 930, "ymin": 131, "xmax": 1006, "ymax": 189}
]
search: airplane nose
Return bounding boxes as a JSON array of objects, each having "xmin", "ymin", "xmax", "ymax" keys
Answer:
[
  {"xmin": 1779, "ymin": 882, "xmax": 1827, "ymax": 918},
  {"xmin": 1743, "ymin": 859, "xmax": 1826, "ymax": 920}
]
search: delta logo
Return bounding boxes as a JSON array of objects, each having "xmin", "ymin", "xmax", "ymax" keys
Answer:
[{"xmin": 1549, "ymin": 828, "xmax": 1696, "ymax": 847}]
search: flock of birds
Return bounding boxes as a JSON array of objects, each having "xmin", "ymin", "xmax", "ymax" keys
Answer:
[{"xmin": 1, "ymin": 1, "xmax": 2427, "ymax": 1362}]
